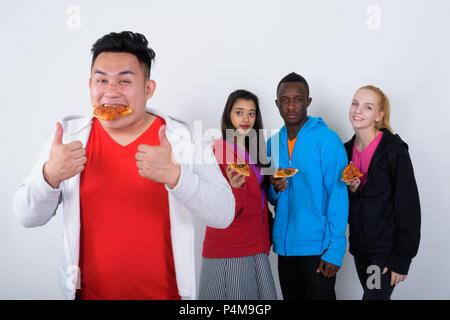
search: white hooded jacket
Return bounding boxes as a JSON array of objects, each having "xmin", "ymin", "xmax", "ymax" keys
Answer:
[{"xmin": 13, "ymin": 106, "xmax": 235, "ymax": 300}]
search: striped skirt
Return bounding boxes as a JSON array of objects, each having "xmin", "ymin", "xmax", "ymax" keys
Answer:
[{"xmin": 198, "ymin": 253, "xmax": 278, "ymax": 300}]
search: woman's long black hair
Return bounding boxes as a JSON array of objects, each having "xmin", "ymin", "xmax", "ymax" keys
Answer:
[{"xmin": 220, "ymin": 89, "xmax": 268, "ymax": 169}]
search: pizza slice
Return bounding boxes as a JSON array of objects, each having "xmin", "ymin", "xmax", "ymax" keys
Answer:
[
  {"xmin": 342, "ymin": 161, "xmax": 363, "ymax": 183},
  {"xmin": 228, "ymin": 163, "xmax": 251, "ymax": 177},
  {"xmin": 93, "ymin": 105, "xmax": 133, "ymax": 121},
  {"xmin": 274, "ymin": 168, "xmax": 299, "ymax": 178}
]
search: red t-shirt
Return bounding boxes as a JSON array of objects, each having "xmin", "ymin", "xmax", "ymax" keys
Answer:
[{"xmin": 77, "ymin": 117, "xmax": 180, "ymax": 300}]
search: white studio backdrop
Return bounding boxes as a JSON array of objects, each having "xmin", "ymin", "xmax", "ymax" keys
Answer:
[{"xmin": 1, "ymin": 0, "xmax": 449, "ymax": 299}]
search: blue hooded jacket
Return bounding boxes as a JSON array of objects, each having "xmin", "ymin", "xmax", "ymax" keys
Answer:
[{"xmin": 267, "ymin": 116, "xmax": 349, "ymax": 267}]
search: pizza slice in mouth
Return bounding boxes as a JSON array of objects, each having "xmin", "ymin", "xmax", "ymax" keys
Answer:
[{"xmin": 93, "ymin": 105, "xmax": 133, "ymax": 121}]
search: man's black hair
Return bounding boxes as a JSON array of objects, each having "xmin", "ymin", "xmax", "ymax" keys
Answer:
[
  {"xmin": 91, "ymin": 31, "xmax": 155, "ymax": 79},
  {"xmin": 276, "ymin": 72, "xmax": 310, "ymax": 97}
]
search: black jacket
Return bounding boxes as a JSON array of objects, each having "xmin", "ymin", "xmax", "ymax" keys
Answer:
[{"xmin": 344, "ymin": 129, "xmax": 421, "ymax": 275}]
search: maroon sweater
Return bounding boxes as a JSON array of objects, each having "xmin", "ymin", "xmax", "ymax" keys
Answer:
[{"xmin": 202, "ymin": 139, "xmax": 272, "ymax": 258}]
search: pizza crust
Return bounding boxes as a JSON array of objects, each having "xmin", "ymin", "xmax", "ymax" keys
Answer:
[{"xmin": 273, "ymin": 168, "xmax": 298, "ymax": 178}]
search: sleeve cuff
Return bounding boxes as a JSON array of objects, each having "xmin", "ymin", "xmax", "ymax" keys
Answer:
[
  {"xmin": 386, "ymin": 250, "xmax": 412, "ymax": 275},
  {"xmin": 321, "ymin": 248, "xmax": 345, "ymax": 267},
  {"xmin": 165, "ymin": 164, "xmax": 198, "ymax": 204},
  {"xmin": 33, "ymin": 164, "xmax": 63, "ymax": 196},
  {"xmin": 348, "ymin": 188, "xmax": 360, "ymax": 202},
  {"xmin": 268, "ymin": 184, "xmax": 280, "ymax": 206}
]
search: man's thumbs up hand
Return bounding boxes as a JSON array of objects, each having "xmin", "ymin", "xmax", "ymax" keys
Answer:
[
  {"xmin": 158, "ymin": 125, "xmax": 170, "ymax": 147},
  {"xmin": 135, "ymin": 125, "xmax": 181, "ymax": 189},
  {"xmin": 52, "ymin": 122, "xmax": 64, "ymax": 146},
  {"xmin": 43, "ymin": 122, "xmax": 87, "ymax": 189}
]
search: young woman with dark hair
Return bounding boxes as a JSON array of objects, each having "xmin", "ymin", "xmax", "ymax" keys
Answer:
[{"xmin": 198, "ymin": 89, "xmax": 277, "ymax": 300}]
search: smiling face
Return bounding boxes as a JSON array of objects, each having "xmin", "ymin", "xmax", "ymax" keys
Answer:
[
  {"xmin": 230, "ymin": 98, "xmax": 257, "ymax": 134},
  {"xmin": 276, "ymin": 82, "xmax": 311, "ymax": 127},
  {"xmin": 89, "ymin": 52, "xmax": 156, "ymax": 129},
  {"xmin": 349, "ymin": 88, "xmax": 384, "ymax": 131}
]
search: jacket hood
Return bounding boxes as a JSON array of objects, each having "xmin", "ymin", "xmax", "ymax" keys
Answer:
[{"xmin": 280, "ymin": 116, "xmax": 328, "ymax": 138}]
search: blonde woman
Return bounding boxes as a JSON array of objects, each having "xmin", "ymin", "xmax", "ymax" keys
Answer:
[{"xmin": 343, "ymin": 86, "xmax": 421, "ymax": 300}]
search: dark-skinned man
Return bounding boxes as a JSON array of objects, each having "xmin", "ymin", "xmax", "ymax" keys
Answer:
[{"xmin": 267, "ymin": 72, "xmax": 349, "ymax": 300}]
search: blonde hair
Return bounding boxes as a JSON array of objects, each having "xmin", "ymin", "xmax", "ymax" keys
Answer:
[{"xmin": 358, "ymin": 85, "xmax": 393, "ymax": 133}]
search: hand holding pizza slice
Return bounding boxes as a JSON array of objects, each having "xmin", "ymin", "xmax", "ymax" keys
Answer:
[
  {"xmin": 269, "ymin": 168, "xmax": 298, "ymax": 193},
  {"xmin": 342, "ymin": 162, "xmax": 363, "ymax": 193},
  {"xmin": 226, "ymin": 163, "xmax": 249, "ymax": 189},
  {"xmin": 342, "ymin": 161, "xmax": 363, "ymax": 183},
  {"xmin": 228, "ymin": 163, "xmax": 251, "ymax": 177}
]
